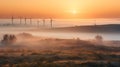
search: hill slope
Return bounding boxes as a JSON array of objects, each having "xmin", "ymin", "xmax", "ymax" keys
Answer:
[{"xmin": 51, "ymin": 24, "xmax": 120, "ymax": 33}]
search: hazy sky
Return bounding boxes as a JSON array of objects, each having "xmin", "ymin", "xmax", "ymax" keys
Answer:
[{"xmin": 0, "ymin": 0, "xmax": 120, "ymax": 18}]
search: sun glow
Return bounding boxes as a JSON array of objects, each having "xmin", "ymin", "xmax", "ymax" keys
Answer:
[
  {"xmin": 71, "ymin": 10, "xmax": 77, "ymax": 14},
  {"xmin": 67, "ymin": 10, "xmax": 78, "ymax": 15},
  {"xmin": 0, "ymin": 0, "xmax": 119, "ymax": 18}
]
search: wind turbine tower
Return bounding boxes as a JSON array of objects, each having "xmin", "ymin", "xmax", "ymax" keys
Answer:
[
  {"xmin": 43, "ymin": 19, "xmax": 45, "ymax": 27},
  {"xmin": 20, "ymin": 17, "xmax": 22, "ymax": 24},
  {"xmin": 24, "ymin": 18, "xmax": 27, "ymax": 25},
  {"xmin": 37, "ymin": 20, "xmax": 40, "ymax": 28},
  {"xmin": 30, "ymin": 18, "xmax": 32, "ymax": 24},
  {"xmin": 50, "ymin": 18, "xmax": 53, "ymax": 28},
  {"xmin": 11, "ymin": 16, "xmax": 14, "ymax": 25}
]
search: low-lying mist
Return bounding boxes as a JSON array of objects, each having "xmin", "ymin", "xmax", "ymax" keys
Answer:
[{"xmin": 0, "ymin": 32, "xmax": 120, "ymax": 50}]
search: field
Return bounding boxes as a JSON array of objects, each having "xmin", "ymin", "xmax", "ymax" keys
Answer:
[{"xmin": 0, "ymin": 33, "xmax": 120, "ymax": 67}]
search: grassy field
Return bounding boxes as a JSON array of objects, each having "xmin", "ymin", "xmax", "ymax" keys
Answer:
[{"xmin": 0, "ymin": 35, "xmax": 120, "ymax": 67}]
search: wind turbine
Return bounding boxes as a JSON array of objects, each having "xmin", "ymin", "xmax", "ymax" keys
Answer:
[
  {"xmin": 37, "ymin": 20, "xmax": 40, "ymax": 28},
  {"xmin": 11, "ymin": 16, "xmax": 14, "ymax": 25},
  {"xmin": 20, "ymin": 17, "xmax": 22, "ymax": 24},
  {"xmin": 30, "ymin": 18, "xmax": 32, "ymax": 24},
  {"xmin": 24, "ymin": 18, "xmax": 26, "ymax": 25},
  {"xmin": 50, "ymin": 18, "xmax": 53, "ymax": 28},
  {"xmin": 43, "ymin": 19, "xmax": 45, "ymax": 27}
]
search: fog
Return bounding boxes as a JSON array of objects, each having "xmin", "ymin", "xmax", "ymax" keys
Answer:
[
  {"xmin": 0, "ymin": 19, "xmax": 120, "ymax": 27},
  {"xmin": 0, "ymin": 32, "xmax": 120, "ymax": 67},
  {"xmin": 0, "ymin": 32, "xmax": 120, "ymax": 51}
]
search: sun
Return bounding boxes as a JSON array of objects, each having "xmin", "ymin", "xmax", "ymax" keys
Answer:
[
  {"xmin": 65, "ymin": 9, "xmax": 78, "ymax": 15},
  {"xmin": 70, "ymin": 10, "xmax": 77, "ymax": 15},
  {"xmin": 65, "ymin": 9, "xmax": 78, "ymax": 17}
]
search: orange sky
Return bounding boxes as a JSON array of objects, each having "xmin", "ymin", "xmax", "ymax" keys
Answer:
[{"xmin": 0, "ymin": 0, "xmax": 120, "ymax": 18}]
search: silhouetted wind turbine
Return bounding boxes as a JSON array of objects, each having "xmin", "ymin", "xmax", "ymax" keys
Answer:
[
  {"xmin": 50, "ymin": 18, "xmax": 53, "ymax": 28},
  {"xmin": 24, "ymin": 18, "xmax": 26, "ymax": 25},
  {"xmin": 20, "ymin": 17, "xmax": 22, "ymax": 24},
  {"xmin": 94, "ymin": 19, "xmax": 99, "ymax": 35},
  {"xmin": 43, "ymin": 19, "xmax": 45, "ymax": 27},
  {"xmin": 30, "ymin": 18, "xmax": 32, "ymax": 24},
  {"xmin": 37, "ymin": 20, "xmax": 40, "ymax": 28},
  {"xmin": 94, "ymin": 19, "xmax": 97, "ymax": 27},
  {"xmin": 11, "ymin": 16, "xmax": 14, "ymax": 25}
]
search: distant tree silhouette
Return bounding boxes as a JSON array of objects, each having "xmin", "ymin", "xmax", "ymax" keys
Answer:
[
  {"xmin": 1, "ymin": 34, "xmax": 17, "ymax": 45},
  {"xmin": 95, "ymin": 35, "xmax": 103, "ymax": 41},
  {"xmin": 95, "ymin": 35, "xmax": 103, "ymax": 44}
]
